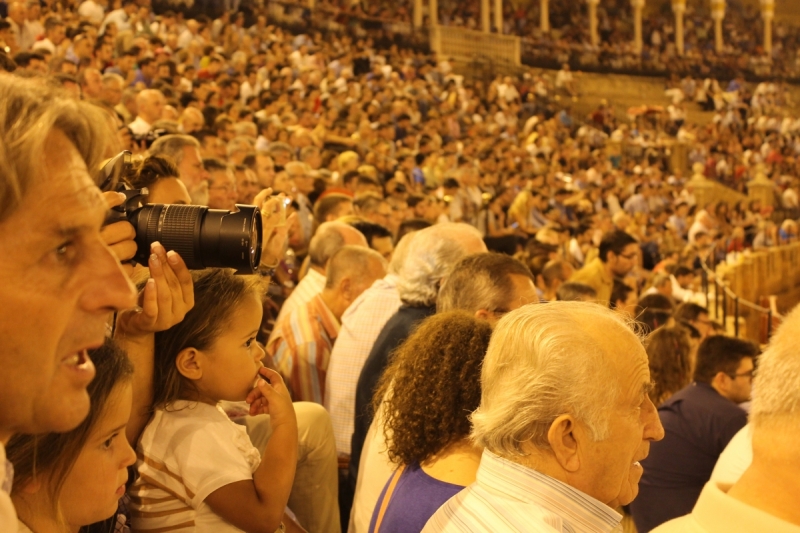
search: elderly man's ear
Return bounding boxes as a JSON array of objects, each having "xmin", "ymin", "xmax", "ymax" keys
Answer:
[{"xmin": 547, "ymin": 414, "xmax": 582, "ymax": 472}]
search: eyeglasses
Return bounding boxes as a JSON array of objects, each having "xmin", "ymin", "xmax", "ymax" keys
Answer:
[
  {"xmin": 619, "ymin": 252, "xmax": 638, "ymax": 260},
  {"xmin": 728, "ymin": 369, "xmax": 754, "ymax": 381}
]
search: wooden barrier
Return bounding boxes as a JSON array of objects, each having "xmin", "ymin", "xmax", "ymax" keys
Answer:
[
  {"xmin": 430, "ymin": 25, "xmax": 521, "ymax": 67},
  {"xmin": 717, "ymin": 242, "xmax": 800, "ymax": 343}
]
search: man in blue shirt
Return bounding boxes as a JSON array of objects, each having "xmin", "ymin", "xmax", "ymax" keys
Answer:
[{"xmin": 631, "ymin": 335, "xmax": 759, "ymax": 532}]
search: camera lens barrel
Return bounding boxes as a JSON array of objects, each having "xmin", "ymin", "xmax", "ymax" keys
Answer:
[{"xmin": 130, "ymin": 204, "xmax": 262, "ymax": 273}]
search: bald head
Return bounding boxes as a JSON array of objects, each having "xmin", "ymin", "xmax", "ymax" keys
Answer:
[
  {"xmin": 7, "ymin": 2, "xmax": 26, "ymax": 24},
  {"xmin": 135, "ymin": 89, "xmax": 166, "ymax": 124},
  {"xmin": 322, "ymin": 245, "xmax": 387, "ymax": 319},
  {"xmin": 180, "ymin": 107, "xmax": 205, "ymax": 134},
  {"xmin": 308, "ymin": 221, "xmax": 368, "ymax": 270}
]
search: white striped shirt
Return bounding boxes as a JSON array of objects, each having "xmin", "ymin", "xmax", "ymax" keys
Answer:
[
  {"xmin": 423, "ymin": 450, "xmax": 622, "ymax": 533},
  {"xmin": 324, "ymin": 275, "xmax": 401, "ymax": 455}
]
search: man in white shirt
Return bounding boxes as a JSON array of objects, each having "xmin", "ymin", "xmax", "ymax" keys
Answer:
[
  {"xmin": 324, "ymin": 236, "xmax": 414, "ymax": 456},
  {"xmin": 77, "ymin": 0, "xmax": 106, "ymax": 25},
  {"xmin": 6, "ymin": 2, "xmax": 27, "ymax": 50},
  {"xmin": 653, "ymin": 304, "xmax": 800, "ymax": 533},
  {"xmin": 425, "ymin": 302, "xmax": 665, "ymax": 532},
  {"xmin": 128, "ymin": 89, "xmax": 165, "ymax": 137},
  {"xmin": 31, "ymin": 16, "xmax": 64, "ymax": 55},
  {"xmin": 99, "ymin": 0, "xmax": 136, "ymax": 34}
]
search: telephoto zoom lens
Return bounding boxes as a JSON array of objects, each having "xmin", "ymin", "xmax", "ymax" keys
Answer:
[{"xmin": 129, "ymin": 204, "xmax": 263, "ymax": 274}]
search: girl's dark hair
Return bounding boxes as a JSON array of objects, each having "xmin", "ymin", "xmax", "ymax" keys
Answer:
[
  {"xmin": 373, "ymin": 311, "xmax": 493, "ymax": 466},
  {"xmin": 7, "ymin": 339, "xmax": 134, "ymax": 516},
  {"xmin": 150, "ymin": 269, "xmax": 262, "ymax": 411},
  {"xmin": 646, "ymin": 326, "xmax": 693, "ymax": 405},
  {"xmin": 123, "ymin": 154, "xmax": 180, "ymax": 199}
]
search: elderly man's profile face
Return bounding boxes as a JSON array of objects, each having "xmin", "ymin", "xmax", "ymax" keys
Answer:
[
  {"xmin": 0, "ymin": 130, "xmax": 136, "ymax": 440},
  {"xmin": 575, "ymin": 329, "xmax": 663, "ymax": 507}
]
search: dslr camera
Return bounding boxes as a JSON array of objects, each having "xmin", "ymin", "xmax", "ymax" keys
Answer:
[{"xmin": 102, "ymin": 151, "xmax": 263, "ymax": 274}]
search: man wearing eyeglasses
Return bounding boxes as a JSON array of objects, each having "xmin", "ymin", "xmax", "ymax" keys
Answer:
[
  {"xmin": 631, "ymin": 335, "xmax": 759, "ymax": 532},
  {"xmin": 204, "ymin": 157, "xmax": 238, "ymax": 211},
  {"xmin": 570, "ymin": 229, "xmax": 639, "ymax": 305}
]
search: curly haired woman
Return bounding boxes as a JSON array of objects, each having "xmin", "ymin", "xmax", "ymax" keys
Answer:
[{"xmin": 367, "ymin": 311, "xmax": 493, "ymax": 533}]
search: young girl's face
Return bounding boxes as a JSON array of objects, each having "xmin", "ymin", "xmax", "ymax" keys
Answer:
[
  {"xmin": 199, "ymin": 292, "xmax": 265, "ymax": 402},
  {"xmin": 60, "ymin": 382, "xmax": 136, "ymax": 528}
]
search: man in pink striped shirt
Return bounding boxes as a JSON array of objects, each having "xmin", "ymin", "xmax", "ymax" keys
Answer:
[{"xmin": 269, "ymin": 246, "xmax": 387, "ymax": 404}]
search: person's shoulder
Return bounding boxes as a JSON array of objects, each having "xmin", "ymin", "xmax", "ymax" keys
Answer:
[{"xmin": 651, "ymin": 514, "xmax": 705, "ymax": 533}]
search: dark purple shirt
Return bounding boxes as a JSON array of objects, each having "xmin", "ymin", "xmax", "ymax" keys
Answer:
[
  {"xmin": 630, "ymin": 382, "xmax": 747, "ymax": 532},
  {"xmin": 368, "ymin": 462, "xmax": 464, "ymax": 533}
]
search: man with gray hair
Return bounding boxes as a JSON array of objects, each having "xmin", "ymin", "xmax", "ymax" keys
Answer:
[
  {"xmin": 129, "ymin": 89, "xmax": 166, "ymax": 136},
  {"xmin": 268, "ymin": 221, "xmax": 368, "ymax": 346},
  {"xmin": 348, "ymin": 223, "xmax": 487, "ymax": 517},
  {"xmin": 425, "ymin": 302, "xmax": 664, "ymax": 532},
  {"xmin": 653, "ymin": 304, "xmax": 800, "ymax": 532},
  {"xmin": 149, "ymin": 134, "xmax": 210, "ymax": 205}
]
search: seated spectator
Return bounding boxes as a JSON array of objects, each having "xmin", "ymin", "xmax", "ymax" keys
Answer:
[
  {"xmin": 368, "ymin": 312, "xmax": 493, "ymax": 533},
  {"xmin": 269, "ymin": 221, "xmax": 368, "ymax": 343},
  {"xmin": 349, "ymin": 224, "xmax": 486, "ymax": 515},
  {"xmin": 124, "ymin": 154, "xmax": 192, "ymax": 205},
  {"xmin": 537, "ymin": 259, "xmax": 574, "ymax": 302},
  {"xmin": 7, "ymin": 340, "xmax": 135, "ymax": 533},
  {"xmin": 352, "ymin": 252, "xmax": 537, "ymax": 533},
  {"xmin": 643, "ymin": 273, "xmax": 674, "ymax": 302},
  {"xmin": 646, "ymin": 326, "xmax": 694, "ymax": 405},
  {"xmin": 350, "ymin": 220, "xmax": 395, "ymax": 261},
  {"xmin": 204, "ymin": 158, "xmax": 238, "ymax": 210},
  {"xmin": 638, "ymin": 293, "xmax": 676, "ymax": 312},
  {"xmin": 654, "ymin": 305, "xmax": 800, "ymax": 532},
  {"xmin": 570, "ymin": 230, "xmax": 639, "ymax": 305},
  {"xmin": 425, "ymin": 302, "xmax": 664, "ymax": 531},
  {"xmin": 610, "ymin": 280, "xmax": 639, "ymax": 318},
  {"xmin": 269, "ymin": 246, "xmax": 387, "ymax": 403},
  {"xmin": 128, "ymin": 89, "xmax": 165, "ymax": 136},
  {"xmin": 129, "ymin": 269, "xmax": 302, "ymax": 532},
  {"xmin": 632, "ymin": 336, "xmax": 760, "ymax": 532},
  {"xmin": 149, "ymin": 134, "xmax": 211, "ymax": 205},
  {"xmin": 0, "ymin": 76, "xmax": 138, "ymax": 530},
  {"xmin": 556, "ymin": 281, "xmax": 598, "ymax": 302},
  {"xmin": 314, "ymin": 193, "xmax": 355, "ymax": 224},
  {"xmin": 673, "ymin": 302, "xmax": 713, "ymax": 339}
]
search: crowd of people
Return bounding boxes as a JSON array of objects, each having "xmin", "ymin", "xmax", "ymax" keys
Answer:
[
  {"xmin": 1, "ymin": 0, "xmax": 800, "ymax": 533},
  {"xmin": 263, "ymin": 0, "xmax": 800, "ymax": 79}
]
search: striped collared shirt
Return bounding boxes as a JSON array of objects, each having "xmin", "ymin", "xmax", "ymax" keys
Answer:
[
  {"xmin": 324, "ymin": 275, "xmax": 402, "ymax": 454},
  {"xmin": 423, "ymin": 450, "xmax": 622, "ymax": 533},
  {"xmin": 267, "ymin": 268, "xmax": 326, "ymax": 346},
  {"xmin": 268, "ymin": 293, "xmax": 340, "ymax": 404}
]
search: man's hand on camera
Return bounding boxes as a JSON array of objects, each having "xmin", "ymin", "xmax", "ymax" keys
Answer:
[
  {"xmin": 255, "ymin": 188, "xmax": 293, "ymax": 271},
  {"xmin": 101, "ymin": 191, "xmax": 137, "ymax": 277},
  {"xmin": 115, "ymin": 242, "xmax": 195, "ymax": 339}
]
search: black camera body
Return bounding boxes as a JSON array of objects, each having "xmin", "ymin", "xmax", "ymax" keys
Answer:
[{"xmin": 103, "ymin": 152, "xmax": 263, "ymax": 274}]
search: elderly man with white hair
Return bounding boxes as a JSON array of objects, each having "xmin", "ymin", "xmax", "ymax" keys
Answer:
[
  {"xmin": 128, "ymin": 89, "xmax": 165, "ymax": 136},
  {"xmin": 424, "ymin": 302, "xmax": 664, "ymax": 532},
  {"xmin": 653, "ymin": 304, "xmax": 800, "ymax": 533},
  {"xmin": 346, "ymin": 224, "xmax": 487, "ymax": 525}
]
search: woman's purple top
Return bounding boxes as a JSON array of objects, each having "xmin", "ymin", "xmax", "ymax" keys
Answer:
[{"xmin": 368, "ymin": 462, "xmax": 465, "ymax": 533}]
